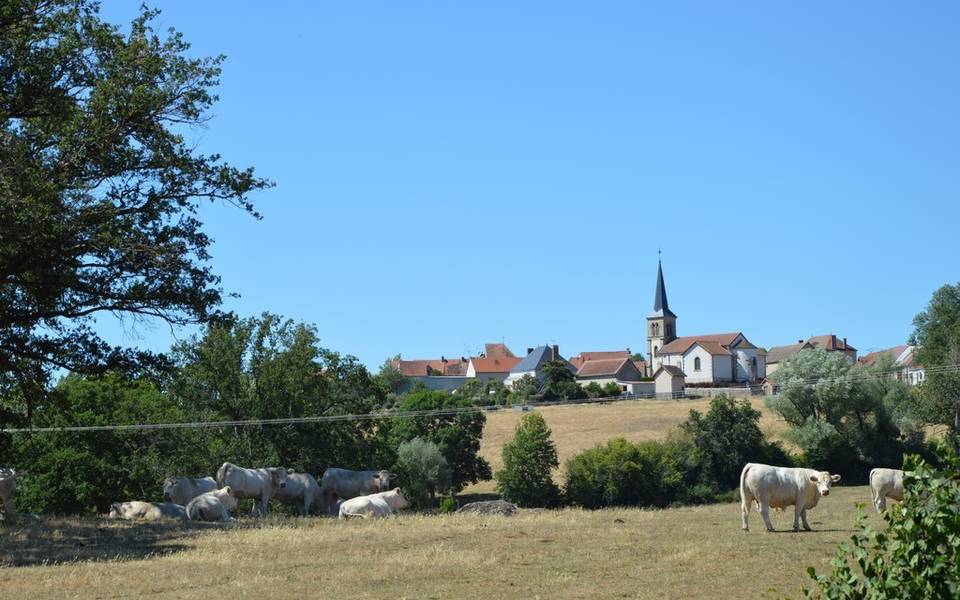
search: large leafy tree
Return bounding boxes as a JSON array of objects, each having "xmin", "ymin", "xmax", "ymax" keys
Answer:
[
  {"xmin": 909, "ymin": 282, "xmax": 960, "ymax": 449},
  {"xmin": 0, "ymin": 1, "xmax": 270, "ymax": 416},
  {"xmin": 496, "ymin": 412, "xmax": 560, "ymax": 507}
]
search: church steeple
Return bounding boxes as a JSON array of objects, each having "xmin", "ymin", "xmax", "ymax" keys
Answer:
[{"xmin": 646, "ymin": 253, "xmax": 678, "ymax": 373}]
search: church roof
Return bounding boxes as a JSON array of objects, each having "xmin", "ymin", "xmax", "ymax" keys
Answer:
[
  {"xmin": 658, "ymin": 332, "xmax": 744, "ymax": 355},
  {"xmin": 648, "ymin": 260, "xmax": 677, "ymax": 319}
]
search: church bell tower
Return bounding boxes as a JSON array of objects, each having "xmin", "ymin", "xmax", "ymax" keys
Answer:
[{"xmin": 647, "ymin": 256, "xmax": 677, "ymax": 372}]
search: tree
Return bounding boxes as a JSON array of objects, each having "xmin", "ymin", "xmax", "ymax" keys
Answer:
[
  {"xmin": 540, "ymin": 360, "xmax": 586, "ymax": 400},
  {"xmin": 390, "ymin": 389, "xmax": 491, "ymax": 492},
  {"xmin": 767, "ymin": 349, "xmax": 910, "ymax": 479},
  {"xmin": 394, "ymin": 438, "xmax": 451, "ymax": 509},
  {"xmin": 496, "ymin": 412, "xmax": 560, "ymax": 507},
  {"xmin": 910, "ymin": 283, "xmax": 960, "ymax": 450},
  {"xmin": 0, "ymin": 2, "xmax": 271, "ymax": 408},
  {"xmin": 510, "ymin": 374, "xmax": 540, "ymax": 402},
  {"xmin": 805, "ymin": 444, "xmax": 960, "ymax": 599}
]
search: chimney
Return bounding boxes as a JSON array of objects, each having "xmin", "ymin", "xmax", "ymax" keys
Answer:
[
  {"xmin": 798, "ymin": 339, "xmax": 804, "ymax": 344},
  {"xmin": 843, "ymin": 338, "xmax": 847, "ymax": 347},
  {"xmin": 552, "ymin": 345, "xmax": 560, "ymax": 360},
  {"xmin": 441, "ymin": 356, "xmax": 446, "ymax": 363},
  {"xmin": 526, "ymin": 347, "xmax": 533, "ymax": 355}
]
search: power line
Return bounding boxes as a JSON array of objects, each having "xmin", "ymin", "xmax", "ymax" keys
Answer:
[{"xmin": 0, "ymin": 364, "xmax": 954, "ymax": 435}]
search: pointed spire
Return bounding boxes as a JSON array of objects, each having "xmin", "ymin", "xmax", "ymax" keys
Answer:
[{"xmin": 649, "ymin": 254, "xmax": 677, "ymax": 318}]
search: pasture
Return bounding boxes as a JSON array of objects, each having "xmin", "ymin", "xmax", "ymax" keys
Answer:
[
  {"xmin": 0, "ymin": 486, "xmax": 876, "ymax": 599},
  {"xmin": 466, "ymin": 396, "xmax": 789, "ymax": 494}
]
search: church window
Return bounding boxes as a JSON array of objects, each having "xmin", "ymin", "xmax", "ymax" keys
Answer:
[
  {"xmin": 694, "ymin": 357, "xmax": 701, "ymax": 371},
  {"xmin": 653, "ymin": 346, "xmax": 658, "ymax": 357},
  {"xmin": 652, "ymin": 323, "xmax": 660, "ymax": 336}
]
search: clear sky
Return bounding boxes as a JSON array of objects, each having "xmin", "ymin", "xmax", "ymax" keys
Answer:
[{"xmin": 96, "ymin": 2, "xmax": 960, "ymax": 368}]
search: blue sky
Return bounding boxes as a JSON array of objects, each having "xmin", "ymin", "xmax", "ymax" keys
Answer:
[{"xmin": 96, "ymin": 2, "xmax": 960, "ymax": 368}]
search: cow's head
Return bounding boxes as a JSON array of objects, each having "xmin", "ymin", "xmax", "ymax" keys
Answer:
[
  {"xmin": 216, "ymin": 486, "xmax": 238, "ymax": 510},
  {"xmin": 162, "ymin": 477, "xmax": 181, "ymax": 501},
  {"xmin": 108, "ymin": 502, "xmax": 123, "ymax": 519},
  {"xmin": 388, "ymin": 487, "xmax": 409, "ymax": 511},
  {"xmin": 810, "ymin": 472, "xmax": 841, "ymax": 496},
  {"xmin": 270, "ymin": 467, "xmax": 288, "ymax": 489},
  {"xmin": 375, "ymin": 470, "xmax": 398, "ymax": 491}
]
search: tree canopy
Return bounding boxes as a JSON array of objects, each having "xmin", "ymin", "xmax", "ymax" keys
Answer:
[
  {"xmin": 910, "ymin": 282, "xmax": 960, "ymax": 447},
  {"xmin": 0, "ymin": 1, "xmax": 270, "ymax": 407}
]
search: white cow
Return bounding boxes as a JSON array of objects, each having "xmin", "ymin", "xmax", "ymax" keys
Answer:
[
  {"xmin": 272, "ymin": 471, "xmax": 323, "ymax": 516},
  {"xmin": 740, "ymin": 463, "xmax": 841, "ymax": 532},
  {"xmin": 0, "ymin": 468, "xmax": 15, "ymax": 518},
  {"xmin": 216, "ymin": 462, "xmax": 288, "ymax": 517},
  {"xmin": 338, "ymin": 488, "xmax": 409, "ymax": 519},
  {"xmin": 320, "ymin": 468, "xmax": 397, "ymax": 514},
  {"xmin": 162, "ymin": 476, "xmax": 217, "ymax": 506},
  {"xmin": 108, "ymin": 501, "xmax": 187, "ymax": 521},
  {"xmin": 869, "ymin": 468, "xmax": 904, "ymax": 512},
  {"xmin": 186, "ymin": 486, "xmax": 238, "ymax": 522}
]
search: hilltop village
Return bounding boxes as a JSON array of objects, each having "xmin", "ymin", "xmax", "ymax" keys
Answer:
[{"xmin": 389, "ymin": 261, "xmax": 924, "ymax": 397}]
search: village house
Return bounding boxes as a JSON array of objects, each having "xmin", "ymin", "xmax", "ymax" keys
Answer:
[
  {"xmin": 859, "ymin": 344, "xmax": 925, "ymax": 385},
  {"xmin": 504, "ymin": 345, "xmax": 576, "ymax": 388},
  {"xmin": 574, "ymin": 357, "xmax": 650, "ymax": 394},
  {"xmin": 766, "ymin": 334, "xmax": 857, "ymax": 377},
  {"xmin": 654, "ymin": 365, "xmax": 686, "ymax": 397}
]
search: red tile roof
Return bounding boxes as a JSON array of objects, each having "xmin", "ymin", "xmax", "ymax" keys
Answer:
[
  {"xmin": 576, "ymin": 358, "xmax": 629, "ymax": 377},
  {"xmin": 766, "ymin": 342, "xmax": 813, "ymax": 364},
  {"xmin": 469, "ymin": 356, "xmax": 522, "ymax": 373},
  {"xmin": 484, "ymin": 343, "xmax": 516, "ymax": 359},
  {"xmin": 807, "ymin": 334, "xmax": 857, "ymax": 352},
  {"xmin": 394, "ymin": 358, "xmax": 468, "ymax": 376},
  {"xmin": 658, "ymin": 333, "xmax": 743, "ymax": 355},
  {"xmin": 697, "ymin": 341, "xmax": 733, "ymax": 356},
  {"xmin": 569, "ymin": 350, "xmax": 632, "ymax": 371},
  {"xmin": 859, "ymin": 345, "xmax": 909, "ymax": 367}
]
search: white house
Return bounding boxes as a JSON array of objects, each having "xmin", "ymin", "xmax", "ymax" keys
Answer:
[
  {"xmin": 859, "ymin": 345, "xmax": 925, "ymax": 385},
  {"xmin": 654, "ymin": 365, "xmax": 685, "ymax": 397},
  {"xmin": 653, "ymin": 332, "xmax": 766, "ymax": 385},
  {"xmin": 465, "ymin": 356, "xmax": 521, "ymax": 383}
]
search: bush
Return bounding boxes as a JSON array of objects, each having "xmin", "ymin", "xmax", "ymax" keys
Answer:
[
  {"xmin": 564, "ymin": 438, "xmax": 683, "ymax": 508},
  {"xmin": 394, "ymin": 438, "xmax": 452, "ymax": 510},
  {"xmin": 438, "ymin": 495, "xmax": 458, "ymax": 514},
  {"xmin": 805, "ymin": 443, "xmax": 960, "ymax": 598},
  {"xmin": 495, "ymin": 413, "xmax": 561, "ymax": 507}
]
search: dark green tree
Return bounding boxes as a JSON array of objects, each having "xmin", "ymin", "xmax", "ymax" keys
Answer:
[
  {"xmin": 390, "ymin": 389, "xmax": 491, "ymax": 492},
  {"xmin": 910, "ymin": 283, "xmax": 960, "ymax": 450},
  {"xmin": 540, "ymin": 360, "xmax": 586, "ymax": 400},
  {"xmin": 0, "ymin": 1, "xmax": 271, "ymax": 415},
  {"xmin": 495, "ymin": 412, "xmax": 560, "ymax": 507}
]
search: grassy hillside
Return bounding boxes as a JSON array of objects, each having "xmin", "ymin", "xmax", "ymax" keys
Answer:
[
  {"xmin": 467, "ymin": 396, "xmax": 790, "ymax": 494},
  {"xmin": 0, "ymin": 486, "xmax": 876, "ymax": 599}
]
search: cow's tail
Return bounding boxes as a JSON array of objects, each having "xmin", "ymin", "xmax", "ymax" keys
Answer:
[
  {"xmin": 216, "ymin": 462, "xmax": 231, "ymax": 488},
  {"xmin": 740, "ymin": 463, "xmax": 754, "ymax": 506}
]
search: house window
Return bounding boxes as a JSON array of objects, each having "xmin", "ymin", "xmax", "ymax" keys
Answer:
[{"xmin": 694, "ymin": 357, "xmax": 701, "ymax": 371}]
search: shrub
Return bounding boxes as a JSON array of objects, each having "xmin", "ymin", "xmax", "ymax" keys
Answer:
[
  {"xmin": 564, "ymin": 438, "xmax": 683, "ymax": 508},
  {"xmin": 805, "ymin": 443, "xmax": 960, "ymax": 598},
  {"xmin": 495, "ymin": 413, "xmax": 561, "ymax": 507},
  {"xmin": 438, "ymin": 495, "xmax": 458, "ymax": 514},
  {"xmin": 394, "ymin": 438, "xmax": 451, "ymax": 510}
]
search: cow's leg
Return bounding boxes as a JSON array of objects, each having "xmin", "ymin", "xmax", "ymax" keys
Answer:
[
  {"xmin": 759, "ymin": 501, "xmax": 775, "ymax": 532},
  {"xmin": 741, "ymin": 490, "xmax": 752, "ymax": 531},
  {"xmin": 792, "ymin": 496, "xmax": 803, "ymax": 532},
  {"xmin": 876, "ymin": 493, "xmax": 886, "ymax": 513},
  {"xmin": 800, "ymin": 508, "xmax": 811, "ymax": 531},
  {"xmin": 302, "ymin": 493, "xmax": 311, "ymax": 517},
  {"xmin": 259, "ymin": 492, "xmax": 270, "ymax": 517}
]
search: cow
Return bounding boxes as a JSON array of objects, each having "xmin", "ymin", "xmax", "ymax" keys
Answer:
[
  {"xmin": 869, "ymin": 468, "xmax": 905, "ymax": 512},
  {"xmin": 272, "ymin": 471, "xmax": 323, "ymax": 516},
  {"xmin": 740, "ymin": 463, "xmax": 841, "ymax": 532},
  {"xmin": 108, "ymin": 501, "xmax": 187, "ymax": 521},
  {"xmin": 338, "ymin": 488, "xmax": 409, "ymax": 519},
  {"xmin": 0, "ymin": 468, "xmax": 15, "ymax": 519},
  {"xmin": 162, "ymin": 476, "xmax": 217, "ymax": 506},
  {"xmin": 186, "ymin": 486, "xmax": 238, "ymax": 522},
  {"xmin": 319, "ymin": 468, "xmax": 397, "ymax": 514},
  {"xmin": 216, "ymin": 462, "xmax": 288, "ymax": 517}
]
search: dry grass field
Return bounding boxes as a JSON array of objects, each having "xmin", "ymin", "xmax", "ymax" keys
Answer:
[
  {"xmin": 466, "ymin": 396, "xmax": 790, "ymax": 494},
  {"xmin": 0, "ymin": 486, "xmax": 877, "ymax": 599}
]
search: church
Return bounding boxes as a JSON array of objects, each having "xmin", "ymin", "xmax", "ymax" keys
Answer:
[{"xmin": 646, "ymin": 260, "xmax": 766, "ymax": 385}]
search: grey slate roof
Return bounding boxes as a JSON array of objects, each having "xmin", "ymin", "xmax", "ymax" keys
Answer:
[
  {"xmin": 510, "ymin": 346, "xmax": 576, "ymax": 374},
  {"xmin": 648, "ymin": 260, "xmax": 677, "ymax": 319}
]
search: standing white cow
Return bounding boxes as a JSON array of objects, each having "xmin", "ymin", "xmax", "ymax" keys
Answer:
[
  {"xmin": 338, "ymin": 488, "xmax": 409, "ymax": 519},
  {"xmin": 186, "ymin": 486, "xmax": 238, "ymax": 522},
  {"xmin": 869, "ymin": 468, "xmax": 904, "ymax": 512},
  {"xmin": 319, "ymin": 468, "xmax": 397, "ymax": 514},
  {"xmin": 0, "ymin": 468, "xmax": 15, "ymax": 519},
  {"xmin": 216, "ymin": 462, "xmax": 288, "ymax": 517},
  {"xmin": 272, "ymin": 471, "xmax": 323, "ymax": 516},
  {"xmin": 740, "ymin": 463, "xmax": 841, "ymax": 532},
  {"xmin": 162, "ymin": 476, "xmax": 217, "ymax": 506},
  {"xmin": 109, "ymin": 501, "xmax": 187, "ymax": 521}
]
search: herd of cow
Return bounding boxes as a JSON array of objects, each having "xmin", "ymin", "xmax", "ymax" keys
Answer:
[
  {"xmin": 0, "ymin": 463, "xmax": 408, "ymax": 522},
  {"xmin": 0, "ymin": 463, "xmax": 906, "ymax": 529}
]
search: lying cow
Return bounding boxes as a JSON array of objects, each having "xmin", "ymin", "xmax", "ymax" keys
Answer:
[
  {"xmin": 740, "ymin": 463, "xmax": 841, "ymax": 532},
  {"xmin": 0, "ymin": 468, "xmax": 15, "ymax": 518},
  {"xmin": 869, "ymin": 468, "xmax": 904, "ymax": 512},
  {"xmin": 216, "ymin": 462, "xmax": 288, "ymax": 517},
  {"xmin": 186, "ymin": 486, "xmax": 238, "ymax": 522},
  {"xmin": 108, "ymin": 501, "xmax": 187, "ymax": 521},
  {"xmin": 338, "ymin": 488, "xmax": 408, "ymax": 519},
  {"xmin": 320, "ymin": 468, "xmax": 397, "ymax": 514},
  {"xmin": 162, "ymin": 476, "xmax": 217, "ymax": 506},
  {"xmin": 272, "ymin": 471, "xmax": 323, "ymax": 516}
]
